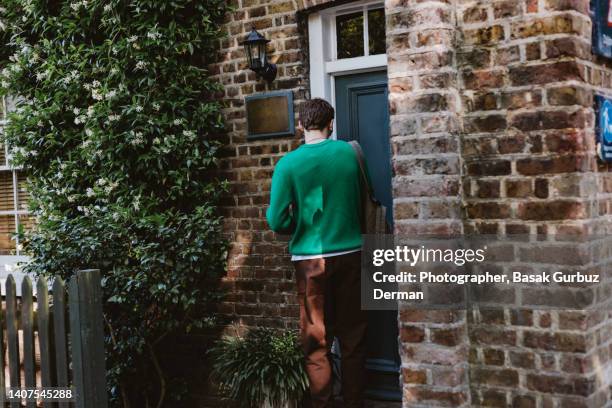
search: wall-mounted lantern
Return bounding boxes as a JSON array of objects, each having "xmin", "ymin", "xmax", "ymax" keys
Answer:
[{"xmin": 241, "ymin": 27, "xmax": 277, "ymax": 82}]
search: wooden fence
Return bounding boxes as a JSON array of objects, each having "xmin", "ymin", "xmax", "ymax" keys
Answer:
[{"xmin": 0, "ymin": 269, "xmax": 107, "ymax": 408}]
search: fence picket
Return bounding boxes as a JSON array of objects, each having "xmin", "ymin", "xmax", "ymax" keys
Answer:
[
  {"xmin": 52, "ymin": 277, "xmax": 70, "ymax": 408},
  {"xmin": 21, "ymin": 276, "xmax": 36, "ymax": 408},
  {"xmin": 37, "ymin": 277, "xmax": 53, "ymax": 408},
  {"xmin": 0, "ymin": 272, "xmax": 106, "ymax": 408},
  {"xmin": 6, "ymin": 275, "xmax": 20, "ymax": 408},
  {"xmin": 69, "ymin": 276, "xmax": 84, "ymax": 408}
]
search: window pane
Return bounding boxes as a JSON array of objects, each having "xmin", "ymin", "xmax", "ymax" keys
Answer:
[
  {"xmin": 0, "ymin": 172, "xmax": 15, "ymax": 211},
  {"xmin": 17, "ymin": 172, "xmax": 28, "ymax": 211},
  {"xmin": 368, "ymin": 8, "xmax": 386, "ymax": 55},
  {"xmin": 336, "ymin": 12, "xmax": 364, "ymax": 59},
  {"xmin": 0, "ymin": 142, "xmax": 5, "ymax": 167},
  {"xmin": 0, "ymin": 214, "xmax": 16, "ymax": 255}
]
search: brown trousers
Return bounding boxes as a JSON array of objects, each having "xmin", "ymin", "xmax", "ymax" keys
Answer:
[{"xmin": 293, "ymin": 251, "xmax": 368, "ymax": 408}]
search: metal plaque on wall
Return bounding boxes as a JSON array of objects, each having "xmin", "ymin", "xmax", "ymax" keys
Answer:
[
  {"xmin": 592, "ymin": 0, "xmax": 612, "ymax": 58},
  {"xmin": 245, "ymin": 90, "xmax": 294, "ymax": 140}
]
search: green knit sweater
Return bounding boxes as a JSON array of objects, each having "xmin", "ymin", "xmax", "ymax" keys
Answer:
[{"xmin": 266, "ymin": 139, "xmax": 364, "ymax": 255}]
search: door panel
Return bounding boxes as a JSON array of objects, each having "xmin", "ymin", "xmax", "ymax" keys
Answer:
[{"xmin": 335, "ymin": 71, "xmax": 400, "ymax": 401}]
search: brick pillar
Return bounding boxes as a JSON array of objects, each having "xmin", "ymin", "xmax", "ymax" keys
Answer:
[
  {"xmin": 457, "ymin": 0, "xmax": 611, "ymax": 406},
  {"xmin": 385, "ymin": 0, "xmax": 470, "ymax": 406}
]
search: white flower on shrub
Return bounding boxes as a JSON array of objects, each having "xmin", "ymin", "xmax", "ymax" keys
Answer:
[
  {"xmin": 92, "ymin": 88, "xmax": 103, "ymax": 100},
  {"xmin": 130, "ymin": 131, "xmax": 144, "ymax": 146}
]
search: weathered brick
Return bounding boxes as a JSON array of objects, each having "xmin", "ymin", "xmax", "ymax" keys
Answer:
[
  {"xmin": 402, "ymin": 368, "xmax": 427, "ymax": 384},
  {"xmin": 394, "ymin": 157, "xmax": 460, "ymax": 176},
  {"xmin": 467, "ymin": 202, "xmax": 511, "ymax": 219},
  {"xmin": 527, "ymin": 374, "xmax": 594, "ymax": 396},
  {"xmin": 513, "ymin": 395, "xmax": 536, "ymax": 408},
  {"xmin": 464, "ymin": 115, "xmax": 507, "ymax": 133},
  {"xmin": 506, "ymin": 179, "xmax": 532, "ymax": 198},
  {"xmin": 483, "ymin": 348, "xmax": 505, "ymax": 365},
  {"xmin": 523, "ymin": 331, "xmax": 587, "ymax": 352},
  {"xmin": 510, "ymin": 110, "xmax": 588, "ymax": 131},
  {"xmin": 516, "ymin": 155, "xmax": 581, "ymax": 175},
  {"xmin": 401, "ymin": 326, "xmax": 426, "ymax": 343},
  {"xmin": 464, "ymin": 26, "xmax": 505, "ymax": 46},
  {"xmin": 511, "ymin": 15, "xmax": 580, "ymax": 39},
  {"xmin": 518, "ymin": 200, "xmax": 586, "ymax": 220},
  {"xmin": 494, "ymin": 1, "xmax": 521, "ymax": 18},
  {"xmin": 463, "ymin": 69, "xmax": 505, "ymax": 89},
  {"xmin": 467, "ymin": 160, "xmax": 511, "ymax": 176},
  {"xmin": 462, "ymin": 6, "xmax": 487, "ymax": 23},
  {"xmin": 510, "ymin": 351, "xmax": 536, "ymax": 369},
  {"xmin": 546, "ymin": 37, "xmax": 591, "ymax": 59},
  {"xmin": 500, "ymin": 90, "xmax": 542, "ymax": 110},
  {"xmin": 393, "ymin": 137, "xmax": 457, "ymax": 156},
  {"xmin": 403, "ymin": 387, "xmax": 467, "ymax": 406},
  {"xmin": 509, "ymin": 61, "xmax": 584, "ymax": 86},
  {"xmin": 476, "ymin": 179, "xmax": 500, "ymax": 198},
  {"xmin": 431, "ymin": 327, "xmax": 463, "ymax": 346},
  {"xmin": 544, "ymin": 0, "xmax": 590, "ymax": 15},
  {"xmin": 499, "ymin": 135, "xmax": 526, "ymax": 153},
  {"xmin": 471, "ymin": 368, "xmax": 519, "ymax": 387}
]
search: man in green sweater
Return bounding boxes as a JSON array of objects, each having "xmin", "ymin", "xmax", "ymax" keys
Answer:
[{"xmin": 266, "ymin": 98, "xmax": 367, "ymax": 408}]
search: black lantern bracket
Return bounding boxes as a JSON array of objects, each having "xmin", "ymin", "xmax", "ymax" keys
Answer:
[{"xmin": 241, "ymin": 27, "xmax": 278, "ymax": 83}]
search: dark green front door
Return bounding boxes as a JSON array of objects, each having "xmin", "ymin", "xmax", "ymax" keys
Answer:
[{"xmin": 335, "ymin": 71, "xmax": 400, "ymax": 401}]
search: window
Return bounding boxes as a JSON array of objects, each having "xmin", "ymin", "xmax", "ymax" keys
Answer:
[
  {"xmin": 335, "ymin": 6, "xmax": 386, "ymax": 60},
  {"xmin": 0, "ymin": 96, "xmax": 30, "ymax": 256},
  {"xmin": 308, "ymin": 0, "xmax": 388, "ymax": 118}
]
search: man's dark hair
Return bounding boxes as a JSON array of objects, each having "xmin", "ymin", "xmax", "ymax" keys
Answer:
[{"xmin": 299, "ymin": 98, "xmax": 335, "ymax": 131}]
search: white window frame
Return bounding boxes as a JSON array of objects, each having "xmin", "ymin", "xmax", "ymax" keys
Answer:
[
  {"xmin": 0, "ymin": 96, "xmax": 28, "ymax": 263},
  {"xmin": 308, "ymin": 0, "xmax": 387, "ymax": 138}
]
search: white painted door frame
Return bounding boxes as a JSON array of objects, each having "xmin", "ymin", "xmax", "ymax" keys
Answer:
[{"xmin": 307, "ymin": 0, "xmax": 387, "ymax": 139}]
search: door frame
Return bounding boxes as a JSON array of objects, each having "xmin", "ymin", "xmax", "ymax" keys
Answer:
[{"xmin": 307, "ymin": 0, "xmax": 387, "ymax": 140}]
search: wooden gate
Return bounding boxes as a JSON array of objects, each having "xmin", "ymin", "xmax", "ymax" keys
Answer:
[{"xmin": 1, "ymin": 269, "xmax": 107, "ymax": 407}]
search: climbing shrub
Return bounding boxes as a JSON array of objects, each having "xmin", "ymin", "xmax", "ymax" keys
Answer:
[{"xmin": 0, "ymin": 1, "xmax": 228, "ymax": 406}]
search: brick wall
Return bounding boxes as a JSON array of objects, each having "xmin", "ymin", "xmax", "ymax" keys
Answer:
[
  {"xmin": 208, "ymin": 0, "xmax": 612, "ymax": 407},
  {"xmin": 455, "ymin": 0, "xmax": 611, "ymax": 407},
  {"xmin": 385, "ymin": 0, "xmax": 471, "ymax": 405},
  {"xmin": 212, "ymin": 0, "xmax": 320, "ymax": 333}
]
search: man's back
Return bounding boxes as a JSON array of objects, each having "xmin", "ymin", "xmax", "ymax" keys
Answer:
[{"xmin": 266, "ymin": 138, "xmax": 363, "ymax": 256}]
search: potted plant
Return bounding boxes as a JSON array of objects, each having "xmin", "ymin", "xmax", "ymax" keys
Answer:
[{"xmin": 209, "ymin": 327, "xmax": 308, "ymax": 408}]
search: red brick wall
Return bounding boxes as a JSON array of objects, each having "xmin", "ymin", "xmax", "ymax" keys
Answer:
[
  {"xmin": 208, "ymin": 0, "xmax": 612, "ymax": 406},
  {"xmin": 455, "ymin": 0, "xmax": 611, "ymax": 406},
  {"xmin": 212, "ymin": 0, "xmax": 322, "ymax": 332}
]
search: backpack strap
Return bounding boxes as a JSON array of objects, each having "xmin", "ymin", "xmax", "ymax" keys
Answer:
[{"xmin": 349, "ymin": 140, "xmax": 375, "ymax": 199}]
